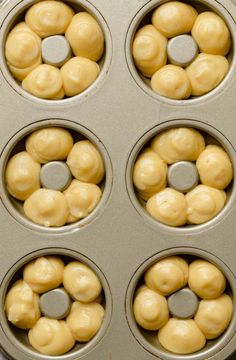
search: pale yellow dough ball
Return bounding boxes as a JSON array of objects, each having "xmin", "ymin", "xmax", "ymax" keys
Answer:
[
  {"xmin": 151, "ymin": 65, "xmax": 191, "ymax": 100},
  {"xmin": 63, "ymin": 262, "xmax": 102, "ymax": 302},
  {"xmin": 133, "ymin": 285, "xmax": 169, "ymax": 330},
  {"xmin": 24, "ymin": 189, "xmax": 69, "ymax": 227},
  {"xmin": 67, "ymin": 140, "xmax": 105, "ymax": 184},
  {"xmin": 5, "ymin": 151, "xmax": 41, "ymax": 201},
  {"xmin": 151, "ymin": 128, "xmax": 205, "ymax": 164},
  {"xmin": 144, "ymin": 256, "xmax": 188, "ymax": 296},
  {"xmin": 146, "ymin": 188, "xmax": 187, "ymax": 226},
  {"xmin": 61, "ymin": 57, "xmax": 100, "ymax": 97},
  {"xmin": 22, "ymin": 64, "xmax": 64, "ymax": 99},
  {"xmin": 195, "ymin": 294, "xmax": 233, "ymax": 339},
  {"xmin": 188, "ymin": 259, "xmax": 226, "ymax": 299},
  {"xmin": 158, "ymin": 319, "xmax": 206, "ymax": 354},
  {"xmin": 133, "ymin": 148, "xmax": 167, "ymax": 201},
  {"xmin": 5, "ymin": 280, "xmax": 40, "ymax": 330},
  {"xmin": 66, "ymin": 301, "xmax": 105, "ymax": 342},
  {"xmin": 186, "ymin": 54, "xmax": 229, "ymax": 96},
  {"xmin": 23, "ymin": 256, "xmax": 65, "ymax": 294},
  {"xmin": 5, "ymin": 22, "xmax": 42, "ymax": 81},
  {"xmin": 25, "ymin": 1, "xmax": 74, "ymax": 38},
  {"xmin": 186, "ymin": 185, "xmax": 226, "ymax": 224},
  {"xmin": 67, "ymin": 214, "xmax": 79, "ymax": 224},
  {"xmin": 132, "ymin": 25, "xmax": 167, "ymax": 77},
  {"xmin": 196, "ymin": 145, "xmax": 233, "ymax": 190},
  {"xmin": 8, "ymin": 59, "xmax": 43, "ymax": 83},
  {"xmin": 64, "ymin": 180, "xmax": 102, "ymax": 221},
  {"xmin": 192, "ymin": 12, "xmax": 231, "ymax": 56},
  {"xmin": 28, "ymin": 318, "xmax": 75, "ymax": 356},
  {"xmin": 65, "ymin": 12, "xmax": 104, "ymax": 62},
  {"xmin": 26, "ymin": 127, "xmax": 74, "ymax": 164},
  {"xmin": 152, "ymin": 2, "xmax": 198, "ymax": 38}
]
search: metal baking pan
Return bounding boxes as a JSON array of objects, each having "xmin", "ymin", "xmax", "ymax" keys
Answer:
[{"xmin": 0, "ymin": 0, "xmax": 235, "ymax": 359}]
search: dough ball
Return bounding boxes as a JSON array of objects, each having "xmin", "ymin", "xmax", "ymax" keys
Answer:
[
  {"xmin": 152, "ymin": 2, "xmax": 198, "ymax": 38},
  {"xmin": 65, "ymin": 12, "xmax": 104, "ymax": 62},
  {"xmin": 63, "ymin": 261, "xmax": 102, "ymax": 303},
  {"xmin": 8, "ymin": 59, "xmax": 42, "ymax": 82},
  {"xmin": 133, "ymin": 148, "xmax": 167, "ymax": 201},
  {"xmin": 61, "ymin": 57, "xmax": 100, "ymax": 97},
  {"xmin": 23, "ymin": 256, "xmax": 65, "ymax": 294},
  {"xmin": 151, "ymin": 127, "xmax": 205, "ymax": 164},
  {"xmin": 132, "ymin": 25, "xmax": 167, "ymax": 77},
  {"xmin": 64, "ymin": 180, "xmax": 102, "ymax": 220},
  {"xmin": 5, "ymin": 151, "xmax": 41, "ymax": 201},
  {"xmin": 146, "ymin": 188, "xmax": 187, "ymax": 226},
  {"xmin": 133, "ymin": 285, "xmax": 169, "ymax": 330},
  {"xmin": 28, "ymin": 318, "xmax": 75, "ymax": 356},
  {"xmin": 151, "ymin": 65, "xmax": 191, "ymax": 100},
  {"xmin": 52, "ymin": 88, "xmax": 65, "ymax": 100},
  {"xmin": 158, "ymin": 319, "xmax": 206, "ymax": 354},
  {"xmin": 188, "ymin": 259, "xmax": 226, "ymax": 299},
  {"xmin": 186, "ymin": 185, "xmax": 226, "ymax": 224},
  {"xmin": 26, "ymin": 127, "xmax": 73, "ymax": 164},
  {"xmin": 24, "ymin": 189, "xmax": 69, "ymax": 227},
  {"xmin": 196, "ymin": 145, "xmax": 233, "ymax": 190},
  {"xmin": 186, "ymin": 53, "xmax": 229, "ymax": 96},
  {"xmin": 67, "ymin": 214, "xmax": 78, "ymax": 224},
  {"xmin": 22, "ymin": 64, "xmax": 64, "ymax": 99},
  {"xmin": 5, "ymin": 22, "xmax": 42, "ymax": 81},
  {"xmin": 66, "ymin": 301, "xmax": 105, "ymax": 342},
  {"xmin": 192, "ymin": 12, "xmax": 231, "ymax": 56},
  {"xmin": 5, "ymin": 280, "xmax": 40, "ymax": 330},
  {"xmin": 67, "ymin": 140, "xmax": 105, "ymax": 184},
  {"xmin": 195, "ymin": 294, "xmax": 233, "ymax": 339},
  {"xmin": 25, "ymin": 1, "xmax": 74, "ymax": 38},
  {"xmin": 144, "ymin": 256, "xmax": 188, "ymax": 296}
]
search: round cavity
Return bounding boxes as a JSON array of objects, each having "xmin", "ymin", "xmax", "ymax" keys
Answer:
[
  {"xmin": 126, "ymin": 0, "xmax": 235, "ymax": 103},
  {"xmin": 42, "ymin": 35, "xmax": 72, "ymax": 67},
  {"xmin": 167, "ymin": 35, "xmax": 199, "ymax": 67},
  {"xmin": 40, "ymin": 161, "xmax": 72, "ymax": 191},
  {"xmin": 126, "ymin": 119, "xmax": 236, "ymax": 233},
  {"xmin": 0, "ymin": 0, "xmax": 112, "ymax": 103},
  {"xmin": 168, "ymin": 161, "xmax": 199, "ymax": 193},
  {"xmin": 0, "ymin": 119, "xmax": 112, "ymax": 234},
  {"xmin": 126, "ymin": 248, "xmax": 236, "ymax": 360},
  {"xmin": 0, "ymin": 248, "xmax": 112, "ymax": 359},
  {"xmin": 168, "ymin": 288, "xmax": 199, "ymax": 319},
  {"xmin": 39, "ymin": 288, "xmax": 72, "ymax": 320}
]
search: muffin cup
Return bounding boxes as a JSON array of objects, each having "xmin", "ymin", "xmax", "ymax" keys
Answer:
[
  {"xmin": 126, "ymin": 247, "xmax": 236, "ymax": 360},
  {"xmin": 0, "ymin": 0, "xmax": 112, "ymax": 104},
  {"xmin": 125, "ymin": 0, "xmax": 236, "ymax": 104},
  {"xmin": 0, "ymin": 248, "xmax": 112, "ymax": 360}
]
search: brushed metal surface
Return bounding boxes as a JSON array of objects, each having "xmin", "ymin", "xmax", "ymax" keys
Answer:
[{"xmin": 0, "ymin": 0, "xmax": 236, "ymax": 359}]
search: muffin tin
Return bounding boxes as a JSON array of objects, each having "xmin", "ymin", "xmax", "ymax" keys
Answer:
[{"xmin": 0, "ymin": 0, "xmax": 236, "ymax": 359}]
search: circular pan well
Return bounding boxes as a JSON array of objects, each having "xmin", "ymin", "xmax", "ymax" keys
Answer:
[
  {"xmin": 125, "ymin": 247, "xmax": 236, "ymax": 360},
  {"xmin": 0, "ymin": 119, "xmax": 112, "ymax": 233},
  {"xmin": 0, "ymin": 248, "xmax": 112, "ymax": 360},
  {"xmin": 126, "ymin": 119, "xmax": 236, "ymax": 234},
  {"xmin": 125, "ymin": 0, "xmax": 236, "ymax": 104},
  {"xmin": 0, "ymin": 0, "xmax": 112, "ymax": 103}
]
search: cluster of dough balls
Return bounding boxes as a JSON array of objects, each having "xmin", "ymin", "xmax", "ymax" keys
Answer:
[
  {"xmin": 5, "ymin": 256, "xmax": 105, "ymax": 356},
  {"xmin": 132, "ymin": 1, "xmax": 231, "ymax": 99},
  {"xmin": 133, "ymin": 256, "xmax": 233, "ymax": 355},
  {"xmin": 5, "ymin": 1, "xmax": 104, "ymax": 99},
  {"xmin": 5, "ymin": 127, "xmax": 105, "ymax": 227},
  {"xmin": 133, "ymin": 127, "xmax": 233, "ymax": 226}
]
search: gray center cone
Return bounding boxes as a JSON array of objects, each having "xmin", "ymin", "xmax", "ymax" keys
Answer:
[
  {"xmin": 42, "ymin": 35, "xmax": 72, "ymax": 67},
  {"xmin": 167, "ymin": 161, "xmax": 199, "ymax": 193},
  {"xmin": 167, "ymin": 35, "xmax": 199, "ymax": 67},
  {"xmin": 39, "ymin": 288, "xmax": 72, "ymax": 320}
]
